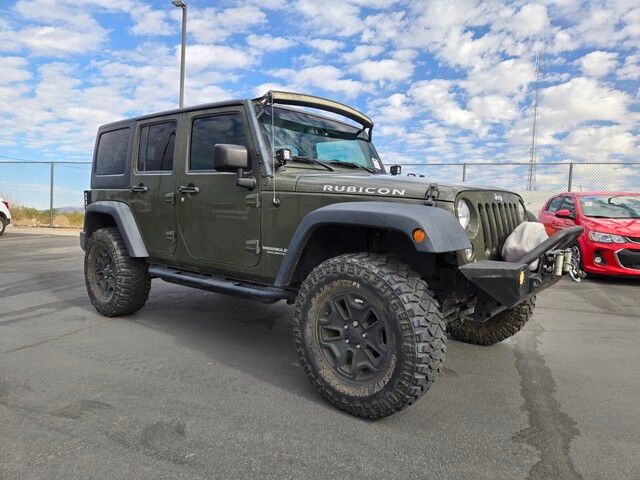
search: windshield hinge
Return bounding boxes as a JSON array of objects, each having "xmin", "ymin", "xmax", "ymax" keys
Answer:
[
  {"xmin": 425, "ymin": 185, "xmax": 440, "ymax": 206},
  {"xmin": 246, "ymin": 194, "xmax": 261, "ymax": 208},
  {"xmin": 246, "ymin": 239, "xmax": 261, "ymax": 254}
]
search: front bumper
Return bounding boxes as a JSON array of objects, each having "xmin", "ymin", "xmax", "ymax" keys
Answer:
[
  {"xmin": 581, "ymin": 239, "xmax": 640, "ymax": 276},
  {"xmin": 459, "ymin": 226, "xmax": 584, "ymax": 321}
]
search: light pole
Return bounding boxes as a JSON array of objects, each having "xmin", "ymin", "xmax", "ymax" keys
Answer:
[{"xmin": 172, "ymin": 0, "xmax": 187, "ymax": 108}]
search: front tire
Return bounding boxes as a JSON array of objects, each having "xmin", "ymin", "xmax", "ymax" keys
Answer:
[
  {"xmin": 0, "ymin": 217, "xmax": 6, "ymax": 235},
  {"xmin": 448, "ymin": 297, "xmax": 536, "ymax": 346},
  {"xmin": 292, "ymin": 253, "xmax": 446, "ymax": 419},
  {"xmin": 84, "ymin": 227, "xmax": 151, "ymax": 317}
]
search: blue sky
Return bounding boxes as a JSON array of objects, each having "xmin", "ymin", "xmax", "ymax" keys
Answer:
[{"xmin": 0, "ymin": 0, "xmax": 638, "ymax": 208}]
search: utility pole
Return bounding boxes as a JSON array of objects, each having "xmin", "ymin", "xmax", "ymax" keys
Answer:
[
  {"xmin": 528, "ymin": 52, "xmax": 541, "ymax": 191},
  {"xmin": 172, "ymin": 0, "xmax": 187, "ymax": 108},
  {"xmin": 49, "ymin": 162, "xmax": 54, "ymax": 228}
]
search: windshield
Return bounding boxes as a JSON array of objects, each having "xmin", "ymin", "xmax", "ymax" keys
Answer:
[
  {"xmin": 579, "ymin": 195, "xmax": 640, "ymax": 219},
  {"xmin": 257, "ymin": 106, "xmax": 383, "ymax": 172}
]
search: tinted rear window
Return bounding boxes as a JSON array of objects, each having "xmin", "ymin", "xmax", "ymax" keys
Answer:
[
  {"xmin": 138, "ymin": 121, "xmax": 176, "ymax": 172},
  {"xmin": 96, "ymin": 128, "xmax": 130, "ymax": 175}
]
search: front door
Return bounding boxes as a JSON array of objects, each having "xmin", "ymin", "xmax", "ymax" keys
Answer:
[
  {"xmin": 176, "ymin": 107, "xmax": 261, "ymax": 269},
  {"xmin": 130, "ymin": 116, "xmax": 179, "ymax": 257}
]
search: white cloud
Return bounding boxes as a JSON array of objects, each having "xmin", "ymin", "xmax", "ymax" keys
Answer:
[
  {"xmin": 538, "ymin": 77, "xmax": 636, "ymax": 133},
  {"xmin": 560, "ymin": 125, "xmax": 638, "ymax": 161},
  {"xmin": 186, "ymin": 44, "xmax": 255, "ymax": 71},
  {"xmin": 294, "ymin": 0, "xmax": 363, "ymax": 36},
  {"xmin": 130, "ymin": 6, "xmax": 174, "ymax": 36},
  {"xmin": 247, "ymin": 34, "xmax": 295, "ymax": 52},
  {"xmin": 307, "ymin": 39, "xmax": 345, "ymax": 54},
  {"xmin": 617, "ymin": 53, "xmax": 640, "ymax": 80},
  {"xmin": 0, "ymin": 57, "xmax": 31, "ymax": 85},
  {"xmin": 270, "ymin": 65, "xmax": 365, "ymax": 97},
  {"xmin": 501, "ymin": 3, "xmax": 551, "ymax": 38},
  {"xmin": 20, "ymin": 25, "xmax": 106, "ymax": 56},
  {"xmin": 353, "ymin": 57, "xmax": 415, "ymax": 83},
  {"xmin": 189, "ymin": 6, "xmax": 266, "ymax": 43},
  {"xmin": 578, "ymin": 51, "xmax": 618, "ymax": 77},
  {"xmin": 410, "ymin": 80, "xmax": 482, "ymax": 132},
  {"xmin": 342, "ymin": 45, "xmax": 384, "ymax": 63}
]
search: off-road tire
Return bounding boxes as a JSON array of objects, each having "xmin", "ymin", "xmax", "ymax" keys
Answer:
[
  {"xmin": 84, "ymin": 227, "xmax": 151, "ymax": 317},
  {"xmin": 448, "ymin": 296, "xmax": 536, "ymax": 346},
  {"xmin": 0, "ymin": 217, "xmax": 6, "ymax": 235},
  {"xmin": 292, "ymin": 253, "xmax": 446, "ymax": 419}
]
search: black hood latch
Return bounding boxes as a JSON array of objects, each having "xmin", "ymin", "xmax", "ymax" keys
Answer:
[{"xmin": 425, "ymin": 184, "xmax": 440, "ymax": 206}]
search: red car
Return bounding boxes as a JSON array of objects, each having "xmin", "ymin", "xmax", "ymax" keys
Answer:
[{"xmin": 539, "ymin": 192, "xmax": 640, "ymax": 277}]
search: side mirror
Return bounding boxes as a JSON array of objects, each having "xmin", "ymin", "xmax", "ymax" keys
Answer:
[
  {"xmin": 389, "ymin": 165, "xmax": 402, "ymax": 175},
  {"xmin": 555, "ymin": 209, "xmax": 574, "ymax": 219},
  {"xmin": 213, "ymin": 144, "xmax": 255, "ymax": 190},
  {"xmin": 213, "ymin": 144, "xmax": 249, "ymax": 170}
]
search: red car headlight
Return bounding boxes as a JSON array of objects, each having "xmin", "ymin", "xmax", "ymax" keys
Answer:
[{"xmin": 588, "ymin": 231, "xmax": 626, "ymax": 243}]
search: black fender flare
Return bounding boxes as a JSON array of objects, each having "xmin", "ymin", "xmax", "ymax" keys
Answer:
[
  {"xmin": 80, "ymin": 201, "xmax": 149, "ymax": 257},
  {"xmin": 274, "ymin": 201, "xmax": 471, "ymax": 287}
]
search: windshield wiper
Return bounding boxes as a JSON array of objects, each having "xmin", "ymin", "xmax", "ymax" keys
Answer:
[
  {"xmin": 289, "ymin": 156, "xmax": 335, "ymax": 172},
  {"xmin": 327, "ymin": 161, "xmax": 375, "ymax": 173}
]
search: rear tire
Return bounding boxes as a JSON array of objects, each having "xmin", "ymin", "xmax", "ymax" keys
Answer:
[
  {"xmin": 448, "ymin": 297, "xmax": 536, "ymax": 346},
  {"xmin": 84, "ymin": 227, "xmax": 151, "ymax": 317},
  {"xmin": 292, "ymin": 253, "xmax": 446, "ymax": 419},
  {"xmin": 0, "ymin": 217, "xmax": 6, "ymax": 235}
]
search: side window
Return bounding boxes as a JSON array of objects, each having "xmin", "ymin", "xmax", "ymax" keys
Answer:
[
  {"xmin": 96, "ymin": 128, "xmax": 129, "ymax": 175},
  {"xmin": 561, "ymin": 196, "xmax": 576, "ymax": 215},
  {"xmin": 190, "ymin": 113, "xmax": 247, "ymax": 171},
  {"xmin": 138, "ymin": 121, "xmax": 176, "ymax": 172},
  {"xmin": 547, "ymin": 196, "xmax": 564, "ymax": 213}
]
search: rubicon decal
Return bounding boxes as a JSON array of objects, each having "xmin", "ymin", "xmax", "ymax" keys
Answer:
[{"xmin": 323, "ymin": 185, "xmax": 406, "ymax": 196}]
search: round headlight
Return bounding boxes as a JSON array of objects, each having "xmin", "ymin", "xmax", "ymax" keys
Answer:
[
  {"xmin": 517, "ymin": 202, "xmax": 526, "ymax": 221},
  {"xmin": 457, "ymin": 199, "xmax": 471, "ymax": 230}
]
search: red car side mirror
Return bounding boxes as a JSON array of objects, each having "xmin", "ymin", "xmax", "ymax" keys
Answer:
[{"xmin": 555, "ymin": 209, "xmax": 574, "ymax": 219}]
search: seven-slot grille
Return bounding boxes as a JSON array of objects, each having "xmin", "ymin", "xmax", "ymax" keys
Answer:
[{"xmin": 477, "ymin": 200, "xmax": 522, "ymax": 257}]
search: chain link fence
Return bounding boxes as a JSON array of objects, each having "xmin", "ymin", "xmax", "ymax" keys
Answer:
[
  {"xmin": 400, "ymin": 162, "xmax": 640, "ymax": 213},
  {"xmin": 0, "ymin": 160, "xmax": 638, "ymax": 227},
  {"xmin": 0, "ymin": 161, "xmax": 92, "ymax": 228}
]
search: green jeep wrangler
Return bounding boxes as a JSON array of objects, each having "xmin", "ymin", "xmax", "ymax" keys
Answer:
[{"xmin": 81, "ymin": 91, "xmax": 582, "ymax": 419}]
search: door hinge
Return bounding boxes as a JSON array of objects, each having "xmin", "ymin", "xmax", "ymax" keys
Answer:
[
  {"xmin": 245, "ymin": 239, "xmax": 261, "ymax": 254},
  {"xmin": 246, "ymin": 194, "xmax": 261, "ymax": 208},
  {"xmin": 425, "ymin": 184, "xmax": 440, "ymax": 206},
  {"xmin": 164, "ymin": 192, "xmax": 176, "ymax": 204},
  {"xmin": 165, "ymin": 230, "xmax": 176, "ymax": 242}
]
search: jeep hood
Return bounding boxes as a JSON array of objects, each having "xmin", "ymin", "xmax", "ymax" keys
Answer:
[{"xmin": 293, "ymin": 173, "xmax": 518, "ymax": 202}]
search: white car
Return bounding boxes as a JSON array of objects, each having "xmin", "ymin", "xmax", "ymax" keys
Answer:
[{"xmin": 0, "ymin": 198, "xmax": 11, "ymax": 235}]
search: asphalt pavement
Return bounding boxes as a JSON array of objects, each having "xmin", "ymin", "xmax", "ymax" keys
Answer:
[{"xmin": 1, "ymin": 230, "xmax": 639, "ymax": 480}]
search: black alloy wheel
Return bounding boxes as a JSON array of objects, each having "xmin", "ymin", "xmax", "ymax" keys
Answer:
[
  {"xmin": 94, "ymin": 247, "xmax": 115, "ymax": 299},
  {"xmin": 317, "ymin": 292, "xmax": 390, "ymax": 383}
]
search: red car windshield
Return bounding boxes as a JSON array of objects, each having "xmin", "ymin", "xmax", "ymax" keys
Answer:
[{"xmin": 579, "ymin": 195, "xmax": 640, "ymax": 219}]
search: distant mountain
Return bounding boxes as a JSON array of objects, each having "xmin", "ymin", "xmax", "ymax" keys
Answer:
[{"xmin": 55, "ymin": 206, "xmax": 84, "ymax": 213}]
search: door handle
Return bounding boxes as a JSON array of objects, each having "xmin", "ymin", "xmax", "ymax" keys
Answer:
[
  {"xmin": 130, "ymin": 184, "xmax": 148, "ymax": 193},
  {"xmin": 177, "ymin": 185, "xmax": 200, "ymax": 194}
]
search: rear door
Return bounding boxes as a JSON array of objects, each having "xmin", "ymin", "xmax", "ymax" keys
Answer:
[
  {"xmin": 175, "ymin": 106, "xmax": 261, "ymax": 270},
  {"xmin": 129, "ymin": 116, "xmax": 179, "ymax": 257}
]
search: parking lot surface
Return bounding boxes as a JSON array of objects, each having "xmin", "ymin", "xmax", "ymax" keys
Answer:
[{"xmin": 1, "ymin": 231, "xmax": 639, "ymax": 480}]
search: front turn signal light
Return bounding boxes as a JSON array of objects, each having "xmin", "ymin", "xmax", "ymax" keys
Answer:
[{"xmin": 412, "ymin": 228, "xmax": 426, "ymax": 243}]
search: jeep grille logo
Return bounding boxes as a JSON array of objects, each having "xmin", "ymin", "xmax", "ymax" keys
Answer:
[
  {"xmin": 323, "ymin": 185, "xmax": 406, "ymax": 196},
  {"xmin": 494, "ymin": 193, "xmax": 504, "ymax": 202}
]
